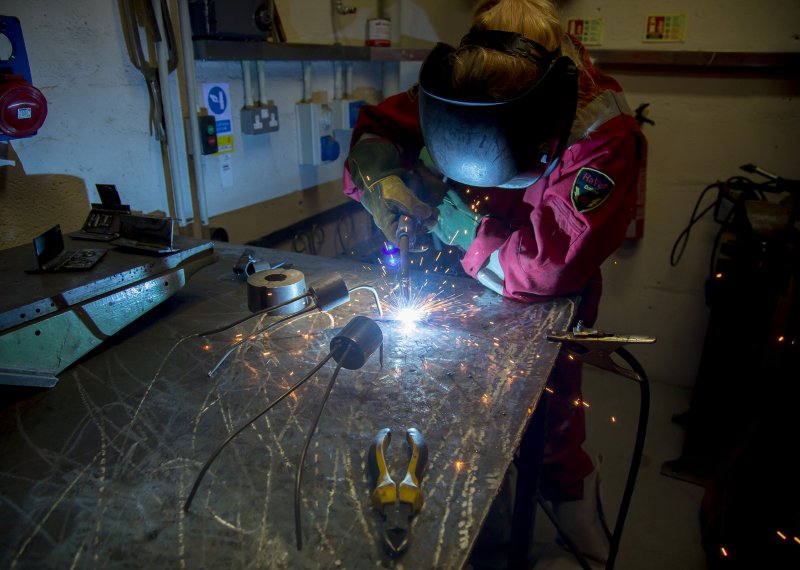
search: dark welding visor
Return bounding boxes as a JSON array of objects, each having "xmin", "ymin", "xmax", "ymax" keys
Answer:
[{"xmin": 419, "ymin": 30, "xmax": 578, "ymax": 188}]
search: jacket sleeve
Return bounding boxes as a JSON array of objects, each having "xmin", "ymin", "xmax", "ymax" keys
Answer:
[
  {"xmin": 462, "ymin": 114, "xmax": 644, "ymax": 302},
  {"xmin": 342, "ymin": 86, "xmax": 425, "ymax": 202}
]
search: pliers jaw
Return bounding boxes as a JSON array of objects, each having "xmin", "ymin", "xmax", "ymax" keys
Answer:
[
  {"xmin": 381, "ymin": 503, "xmax": 412, "ymax": 556},
  {"xmin": 368, "ymin": 427, "xmax": 428, "ymax": 557}
]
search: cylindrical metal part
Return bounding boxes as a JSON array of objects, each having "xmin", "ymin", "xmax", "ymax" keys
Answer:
[
  {"xmin": 308, "ymin": 274, "xmax": 350, "ymax": 311},
  {"xmin": 330, "ymin": 316, "xmax": 383, "ymax": 370},
  {"xmin": 247, "ymin": 268, "xmax": 307, "ymax": 314}
]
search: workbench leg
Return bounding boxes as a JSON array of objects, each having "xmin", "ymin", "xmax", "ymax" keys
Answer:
[{"xmin": 508, "ymin": 390, "xmax": 550, "ymax": 570}]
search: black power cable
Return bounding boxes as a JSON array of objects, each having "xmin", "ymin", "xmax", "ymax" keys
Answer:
[{"xmin": 540, "ymin": 346, "xmax": 650, "ymax": 570}]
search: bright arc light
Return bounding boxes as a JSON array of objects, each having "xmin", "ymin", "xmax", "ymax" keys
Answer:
[{"xmin": 396, "ymin": 306, "xmax": 427, "ymax": 332}]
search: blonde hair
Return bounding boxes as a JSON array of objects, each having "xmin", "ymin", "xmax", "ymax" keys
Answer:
[{"xmin": 452, "ymin": 0, "xmax": 596, "ymax": 105}]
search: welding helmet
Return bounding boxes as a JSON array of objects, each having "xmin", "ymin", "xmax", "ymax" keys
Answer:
[{"xmin": 419, "ymin": 30, "xmax": 578, "ymax": 188}]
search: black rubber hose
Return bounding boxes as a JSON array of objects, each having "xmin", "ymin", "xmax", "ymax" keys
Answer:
[{"xmin": 605, "ymin": 347, "xmax": 651, "ymax": 570}]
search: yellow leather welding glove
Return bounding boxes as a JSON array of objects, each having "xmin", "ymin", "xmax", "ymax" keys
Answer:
[{"xmin": 348, "ymin": 138, "xmax": 438, "ymax": 241}]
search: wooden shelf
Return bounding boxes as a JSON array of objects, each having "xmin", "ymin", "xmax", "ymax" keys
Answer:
[
  {"xmin": 192, "ymin": 40, "xmax": 429, "ymax": 62},
  {"xmin": 589, "ymin": 49, "xmax": 800, "ymax": 76},
  {"xmin": 193, "ymin": 40, "xmax": 800, "ymax": 76}
]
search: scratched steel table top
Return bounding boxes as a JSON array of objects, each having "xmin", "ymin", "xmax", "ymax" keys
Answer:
[{"xmin": 0, "ymin": 242, "xmax": 576, "ymax": 569}]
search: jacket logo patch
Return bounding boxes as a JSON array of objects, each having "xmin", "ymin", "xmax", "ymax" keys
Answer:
[{"xmin": 571, "ymin": 167, "xmax": 615, "ymax": 213}]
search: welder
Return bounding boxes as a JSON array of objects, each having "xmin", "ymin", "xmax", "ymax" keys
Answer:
[{"xmin": 342, "ymin": 0, "xmax": 646, "ymax": 567}]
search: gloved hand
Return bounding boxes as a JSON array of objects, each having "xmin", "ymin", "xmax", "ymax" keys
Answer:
[
  {"xmin": 349, "ymin": 138, "xmax": 439, "ymax": 241},
  {"xmin": 432, "ymin": 190, "xmax": 484, "ymax": 251},
  {"xmin": 405, "ymin": 161, "xmax": 449, "ymax": 207},
  {"xmin": 361, "ymin": 175, "xmax": 438, "ymax": 241}
]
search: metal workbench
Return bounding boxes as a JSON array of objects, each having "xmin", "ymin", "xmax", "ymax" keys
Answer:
[{"xmin": 0, "ymin": 241, "xmax": 576, "ymax": 569}]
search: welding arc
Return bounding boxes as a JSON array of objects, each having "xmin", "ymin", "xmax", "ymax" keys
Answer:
[
  {"xmin": 207, "ymin": 305, "xmax": 318, "ymax": 377},
  {"xmin": 197, "ymin": 292, "xmax": 311, "ymax": 337},
  {"xmin": 183, "ymin": 351, "xmax": 336, "ymax": 513},
  {"xmin": 295, "ymin": 343, "xmax": 352, "ymax": 550}
]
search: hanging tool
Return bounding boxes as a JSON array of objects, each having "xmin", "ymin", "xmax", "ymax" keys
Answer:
[
  {"xmin": 118, "ymin": 0, "xmax": 177, "ymax": 141},
  {"xmin": 367, "ymin": 427, "xmax": 428, "ymax": 556}
]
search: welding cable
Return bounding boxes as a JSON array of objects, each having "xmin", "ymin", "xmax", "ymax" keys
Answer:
[
  {"xmin": 197, "ymin": 292, "xmax": 311, "ymax": 337},
  {"xmin": 537, "ymin": 347, "xmax": 650, "ymax": 570},
  {"xmin": 207, "ymin": 304, "xmax": 318, "ymax": 377},
  {"xmin": 603, "ymin": 347, "xmax": 650, "ymax": 570},
  {"xmin": 348, "ymin": 284, "xmax": 384, "ymax": 318},
  {"xmin": 537, "ymin": 499, "xmax": 593, "ymax": 570},
  {"xmin": 183, "ymin": 351, "xmax": 336, "ymax": 513},
  {"xmin": 207, "ymin": 283, "xmax": 383, "ymax": 376},
  {"xmin": 294, "ymin": 343, "xmax": 352, "ymax": 550},
  {"xmin": 203, "ymin": 283, "xmax": 381, "ymax": 341},
  {"xmin": 669, "ymin": 181, "xmax": 721, "ymax": 267}
]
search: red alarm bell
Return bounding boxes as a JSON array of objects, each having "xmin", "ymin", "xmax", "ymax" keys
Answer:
[
  {"xmin": 0, "ymin": 74, "xmax": 47, "ymax": 138},
  {"xmin": 0, "ymin": 16, "xmax": 48, "ymax": 141}
]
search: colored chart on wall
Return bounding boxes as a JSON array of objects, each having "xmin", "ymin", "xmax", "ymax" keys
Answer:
[
  {"xmin": 644, "ymin": 14, "xmax": 687, "ymax": 42},
  {"xmin": 567, "ymin": 18, "xmax": 604, "ymax": 46}
]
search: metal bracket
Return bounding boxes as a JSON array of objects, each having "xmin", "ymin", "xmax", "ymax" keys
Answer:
[{"xmin": 547, "ymin": 322, "xmax": 656, "ymax": 382}]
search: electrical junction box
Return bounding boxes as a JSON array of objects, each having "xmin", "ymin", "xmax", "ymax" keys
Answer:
[
  {"xmin": 198, "ymin": 115, "xmax": 218, "ymax": 154},
  {"xmin": 331, "ymin": 99, "xmax": 367, "ymax": 131},
  {"xmin": 242, "ymin": 104, "xmax": 279, "ymax": 135},
  {"xmin": 296, "ymin": 102, "xmax": 340, "ymax": 166}
]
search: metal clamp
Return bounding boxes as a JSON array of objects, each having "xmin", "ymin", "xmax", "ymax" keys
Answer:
[{"xmin": 547, "ymin": 321, "xmax": 656, "ymax": 382}]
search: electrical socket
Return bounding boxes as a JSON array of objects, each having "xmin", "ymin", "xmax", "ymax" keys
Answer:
[{"xmin": 241, "ymin": 104, "xmax": 279, "ymax": 135}]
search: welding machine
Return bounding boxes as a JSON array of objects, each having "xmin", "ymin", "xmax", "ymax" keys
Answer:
[{"xmin": 0, "ymin": 16, "xmax": 47, "ymax": 141}]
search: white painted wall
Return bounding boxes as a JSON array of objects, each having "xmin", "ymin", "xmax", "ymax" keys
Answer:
[
  {"xmin": 557, "ymin": 0, "xmax": 800, "ymax": 386},
  {"xmin": 4, "ymin": 0, "xmax": 471, "ymax": 223}
]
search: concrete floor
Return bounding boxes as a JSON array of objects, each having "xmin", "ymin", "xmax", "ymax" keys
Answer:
[{"xmin": 532, "ymin": 366, "xmax": 709, "ymax": 569}]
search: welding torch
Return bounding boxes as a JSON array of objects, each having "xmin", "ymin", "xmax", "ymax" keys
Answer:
[{"xmin": 395, "ymin": 215, "xmax": 415, "ymax": 305}]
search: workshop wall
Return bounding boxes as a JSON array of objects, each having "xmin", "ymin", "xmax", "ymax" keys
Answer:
[
  {"xmin": 1, "ymin": 0, "xmax": 472, "ymax": 248},
  {"xmin": 557, "ymin": 0, "xmax": 799, "ymax": 387}
]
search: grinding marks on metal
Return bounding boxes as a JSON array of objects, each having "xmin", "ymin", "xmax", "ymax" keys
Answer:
[
  {"xmin": 183, "ymin": 316, "xmax": 384, "ymax": 552},
  {"xmin": 247, "ymin": 268, "xmax": 307, "ymax": 315}
]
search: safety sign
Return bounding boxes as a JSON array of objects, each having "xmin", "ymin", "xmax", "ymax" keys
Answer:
[
  {"xmin": 644, "ymin": 14, "xmax": 687, "ymax": 42},
  {"xmin": 201, "ymin": 82, "xmax": 234, "ymax": 154}
]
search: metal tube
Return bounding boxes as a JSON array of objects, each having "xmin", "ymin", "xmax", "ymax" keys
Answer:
[
  {"xmin": 302, "ymin": 62, "xmax": 312, "ymax": 102},
  {"xmin": 333, "ymin": 61, "xmax": 344, "ymax": 100},
  {"xmin": 257, "ymin": 61, "xmax": 268, "ymax": 105},
  {"xmin": 242, "ymin": 61, "xmax": 254, "ymax": 107}
]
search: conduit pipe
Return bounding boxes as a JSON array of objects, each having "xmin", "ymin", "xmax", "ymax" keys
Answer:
[
  {"xmin": 257, "ymin": 61, "xmax": 268, "ymax": 105},
  {"xmin": 177, "ymin": 0, "xmax": 210, "ymax": 234},
  {"xmin": 333, "ymin": 62, "xmax": 344, "ymax": 100},
  {"xmin": 242, "ymin": 61, "xmax": 255, "ymax": 107},
  {"xmin": 151, "ymin": 0, "xmax": 189, "ymax": 227},
  {"xmin": 302, "ymin": 62, "xmax": 312, "ymax": 102}
]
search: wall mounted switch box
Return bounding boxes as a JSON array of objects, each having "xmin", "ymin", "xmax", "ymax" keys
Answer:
[
  {"xmin": 331, "ymin": 99, "xmax": 366, "ymax": 131},
  {"xmin": 198, "ymin": 115, "xmax": 218, "ymax": 154},
  {"xmin": 242, "ymin": 104, "xmax": 279, "ymax": 135},
  {"xmin": 296, "ymin": 102, "xmax": 340, "ymax": 165}
]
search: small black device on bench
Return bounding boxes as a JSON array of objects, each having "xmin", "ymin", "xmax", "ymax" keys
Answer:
[{"xmin": 27, "ymin": 224, "xmax": 107, "ymax": 272}]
